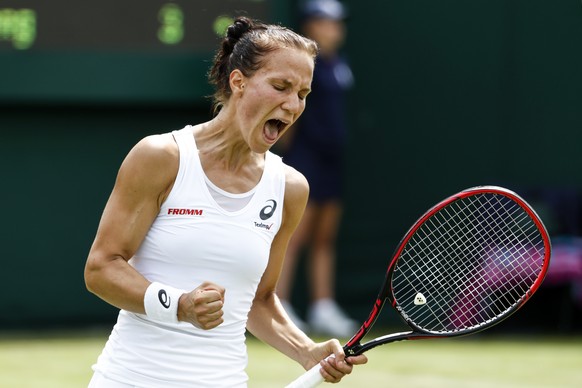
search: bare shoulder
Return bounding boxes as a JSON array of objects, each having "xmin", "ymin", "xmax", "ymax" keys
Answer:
[
  {"xmin": 283, "ymin": 163, "xmax": 309, "ymax": 203},
  {"xmin": 282, "ymin": 164, "xmax": 309, "ymax": 226},
  {"xmin": 116, "ymin": 133, "xmax": 179, "ymax": 202},
  {"xmin": 127, "ymin": 133, "xmax": 179, "ymax": 166}
]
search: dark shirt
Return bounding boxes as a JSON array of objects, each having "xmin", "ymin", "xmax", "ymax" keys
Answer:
[{"xmin": 283, "ymin": 54, "xmax": 354, "ymax": 201}]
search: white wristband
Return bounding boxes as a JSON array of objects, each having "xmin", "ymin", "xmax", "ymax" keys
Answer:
[{"xmin": 144, "ymin": 282, "xmax": 184, "ymax": 323}]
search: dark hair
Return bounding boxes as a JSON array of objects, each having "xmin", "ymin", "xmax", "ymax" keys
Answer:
[{"xmin": 208, "ymin": 17, "xmax": 318, "ymax": 113}]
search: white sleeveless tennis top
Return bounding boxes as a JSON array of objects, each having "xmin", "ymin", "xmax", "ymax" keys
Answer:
[{"xmin": 92, "ymin": 126, "xmax": 286, "ymax": 387}]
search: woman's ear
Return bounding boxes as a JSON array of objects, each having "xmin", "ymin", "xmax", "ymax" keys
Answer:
[{"xmin": 229, "ymin": 69, "xmax": 246, "ymax": 95}]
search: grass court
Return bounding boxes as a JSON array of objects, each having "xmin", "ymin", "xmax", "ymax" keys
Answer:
[{"xmin": 0, "ymin": 329, "xmax": 580, "ymax": 387}]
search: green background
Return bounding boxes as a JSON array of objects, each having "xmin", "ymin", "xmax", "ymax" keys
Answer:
[{"xmin": 0, "ymin": 0, "xmax": 580, "ymax": 328}]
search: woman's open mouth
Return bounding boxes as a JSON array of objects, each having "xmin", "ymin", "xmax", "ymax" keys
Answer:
[{"xmin": 263, "ymin": 119, "xmax": 287, "ymax": 143}]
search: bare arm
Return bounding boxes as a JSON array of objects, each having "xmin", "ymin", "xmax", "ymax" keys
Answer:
[
  {"xmin": 246, "ymin": 165, "xmax": 367, "ymax": 383},
  {"xmin": 84, "ymin": 134, "xmax": 224, "ymax": 329},
  {"xmin": 247, "ymin": 165, "xmax": 314, "ymax": 364},
  {"xmin": 84, "ymin": 134, "xmax": 177, "ymax": 313}
]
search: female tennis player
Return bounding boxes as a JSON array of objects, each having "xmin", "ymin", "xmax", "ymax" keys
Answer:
[{"xmin": 84, "ymin": 17, "xmax": 367, "ymax": 387}]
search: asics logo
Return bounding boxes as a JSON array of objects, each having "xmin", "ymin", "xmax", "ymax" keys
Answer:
[
  {"xmin": 260, "ymin": 200, "xmax": 277, "ymax": 220},
  {"xmin": 158, "ymin": 290, "xmax": 171, "ymax": 309}
]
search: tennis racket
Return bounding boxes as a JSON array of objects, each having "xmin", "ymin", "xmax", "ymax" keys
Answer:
[{"xmin": 286, "ymin": 185, "xmax": 551, "ymax": 388}]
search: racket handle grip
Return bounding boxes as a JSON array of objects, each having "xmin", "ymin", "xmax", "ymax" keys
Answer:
[{"xmin": 285, "ymin": 362, "xmax": 325, "ymax": 388}]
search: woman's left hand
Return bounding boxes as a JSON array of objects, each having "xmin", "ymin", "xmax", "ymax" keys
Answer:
[{"xmin": 307, "ymin": 339, "xmax": 368, "ymax": 384}]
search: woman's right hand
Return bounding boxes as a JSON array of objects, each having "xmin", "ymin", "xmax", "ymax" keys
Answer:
[{"xmin": 178, "ymin": 281, "xmax": 226, "ymax": 330}]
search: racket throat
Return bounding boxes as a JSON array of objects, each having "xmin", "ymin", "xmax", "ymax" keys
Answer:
[
  {"xmin": 344, "ymin": 342, "xmax": 364, "ymax": 357},
  {"xmin": 349, "ymin": 331, "xmax": 419, "ymax": 355}
]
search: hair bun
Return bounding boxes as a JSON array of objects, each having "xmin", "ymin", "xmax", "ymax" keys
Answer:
[{"xmin": 224, "ymin": 17, "xmax": 253, "ymax": 54}]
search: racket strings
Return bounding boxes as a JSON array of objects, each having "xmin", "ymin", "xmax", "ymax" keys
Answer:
[
  {"xmin": 392, "ymin": 193, "xmax": 547, "ymax": 334},
  {"xmin": 425, "ymin": 196, "xmax": 542, "ymax": 327},
  {"xmin": 428, "ymin": 196, "xmax": 544, "ymax": 322}
]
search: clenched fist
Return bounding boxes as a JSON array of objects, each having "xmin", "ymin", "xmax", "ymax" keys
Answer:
[{"xmin": 177, "ymin": 281, "xmax": 225, "ymax": 330}]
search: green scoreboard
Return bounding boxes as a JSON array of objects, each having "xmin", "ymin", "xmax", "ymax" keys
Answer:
[{"xmin": 0, "ymin": 1, "xmax": 288, "ymax": 103}]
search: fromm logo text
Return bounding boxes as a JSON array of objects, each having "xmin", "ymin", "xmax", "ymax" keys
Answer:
[{"xmin": 168, "ymin": 208, "xmax": 203, "ymax": 216}]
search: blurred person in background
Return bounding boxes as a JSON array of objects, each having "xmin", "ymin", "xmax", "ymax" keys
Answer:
[
  {"xmin": 276, "ymin": 0, "xmax": 357, "ymax": 338},
  {"xmin": 84, "ymin": 16, "xmax": 366, "ymax": 387}
]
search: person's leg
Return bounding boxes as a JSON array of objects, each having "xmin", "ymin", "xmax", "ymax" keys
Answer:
[
  {"xmin": 277, "ymin": 203, "xmax": 318, "ymax": 330},
  {"xmin": 306, "ymin": 200, "xmax": 357, "ymax": 337},
  {"xmin": 278, "ymin": 204, "xmax": 318, "ymax": 300},
  {"xmin": 309, "ymin": 200, "xmax": 342, "ymax": 301}
]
